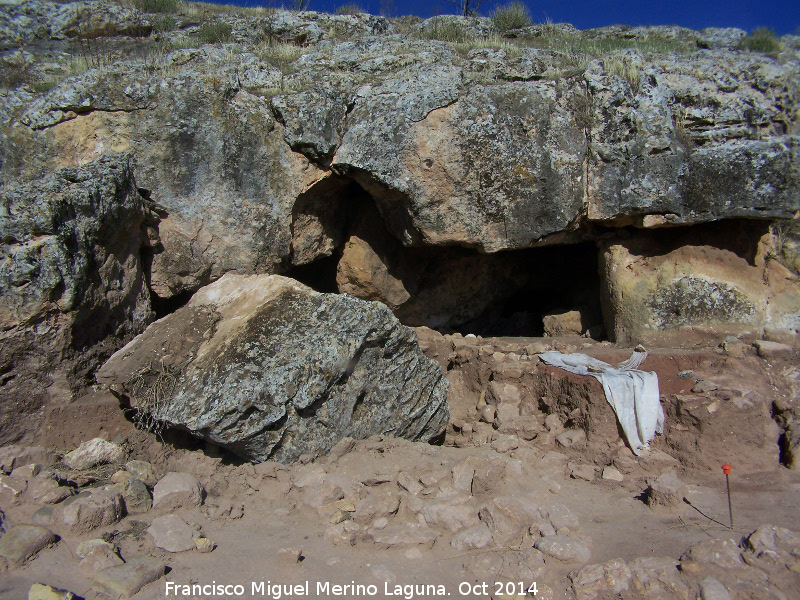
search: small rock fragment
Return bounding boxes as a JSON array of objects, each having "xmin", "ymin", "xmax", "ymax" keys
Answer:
[
  {"xmin": 571, "ymin": 558, "xmax": 631, "ymax": 600},
  {"xmin": 124, "ymin": 460, "xmax": 157, "ymax": 487},
  {"xmin": 76, "ymin": 539, "xmax": 118, "ymax": 559},
  {"xmin": 64, "ymin": 439, "xmax": 125, "ymax": 471},
  {"xmin": 152, "ymin": 472, "xmax": 204, "ymax": 511},
  {"xmin": 556, "ymin": 429, "xmax": 586, "ymax": 448},
  {"xmin": 570, "ymin": 463, "xmax": 596, "ymax": 481},
  {"xmin": 277, "ymin": 547, "xmax": 303, "ymax": 564},
  {"xmin": 450, "ymin": 523, "xmax": 493, "ymax": 550},
  {"xmin": 57, "ymin": 489, "xmax": 124, "ymax": 533},
  {"xmin": 80, "ymin": 544, "xmax": 125, "ymax": 571},
  {"xmin": 0, "ymin": 525, "xmax": 57, "ymax": 566},
  {"xmin": 645, "ymin": 471, "xmax": 688, "ymax": 507},
  {"xmin": 195, "ymin": 537, "xmax": 215, "ymax": 553},
  {"xmin": 754, "ymin": 340, "xmax": 793, "ymax": 359},
  {"xmin": 27, "ymin": 583, "xmax": 75, "ymax": 600},
  {"xmin": 534, "ymin": 535, "xmax": 591, "ymax": 563},
  {"xmin": 692, "ymin": 380, "xmax": 719, "ymax": 393},
  {"xmin": 699, "ymin": 577, "xmax": 732, "ymax": 600},
  {"xmin": 120, "ymin": 478, "xmax": 152, "ymax": 514},
  {"xmin": 92, "ymin": 557, "xmax": 166, "ymax": 599},
  {"xmin": 147, "ymin": 514, "xmax": 196, "ymax": 553},
  {"xmin": 601, "ymin": 466, "xmax": 624, "ymax": 482}
]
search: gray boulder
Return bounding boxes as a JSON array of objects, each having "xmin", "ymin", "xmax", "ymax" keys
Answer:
[{"xmin": 97, "ymin": 273, "xmax": 449, "ymax": 462}]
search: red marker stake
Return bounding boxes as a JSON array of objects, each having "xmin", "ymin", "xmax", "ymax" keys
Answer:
[{"xmin": 722, "ymin": 464, "xmax": 733, "ymax": 528}]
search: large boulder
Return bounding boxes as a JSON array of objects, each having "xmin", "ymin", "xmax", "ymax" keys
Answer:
[
  {"xmin": 0, "ymin": 153, "xmax": 153, "ymax": 444},
  {"xmin": 97, "ymin": 274, "xmax": 449, "ymax": 462}
]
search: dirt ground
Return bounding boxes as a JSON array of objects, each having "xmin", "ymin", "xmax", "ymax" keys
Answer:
[{"xmin": 1, "ymin": 333, "xmax": 799, "ymax": 600}]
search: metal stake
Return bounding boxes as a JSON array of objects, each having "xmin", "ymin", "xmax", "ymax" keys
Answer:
[{"xmin": 722, "ymin": 464, "xmax": 733, "ymax": 528}]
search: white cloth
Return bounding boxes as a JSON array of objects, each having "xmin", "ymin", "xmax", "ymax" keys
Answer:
[{"xmin": 538, "ymin": 350, "xmax": 664, "ymax": 455}]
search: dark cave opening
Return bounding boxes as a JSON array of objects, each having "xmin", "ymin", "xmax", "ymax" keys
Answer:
[
  {"xmin": 284, "ymin": 174, "xmax": 605, "ymax": 339},
  {"xmin": 151, "ymin": 288, "xmax": 194, "ymax": 320}
]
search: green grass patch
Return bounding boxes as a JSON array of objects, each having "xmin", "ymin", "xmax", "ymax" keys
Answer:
[
  {"xmin": 132, "ymin": 0, "xmax": 180, "ymax": 14},
  {"xmin": 416, "ymin": 18, "xmax": 470, "ymax": 43},
  {"xmin": 492, "ymin": 2, "xmax": 532, "ymax": 33},
  {"xmin": 197, "ymin": 22, "xmax": 233, "ymax": 44}
]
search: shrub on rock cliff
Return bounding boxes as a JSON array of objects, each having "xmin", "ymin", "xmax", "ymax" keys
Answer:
[
  {"xmin": 738, "ymin": 27, "xmax": 781, "ymax": 53},
  {"xmin": 492, "ymin": 2, "xmax": 532, "ymax": 33},
  {"xmin": 132, "ymin": 0, "xmax": 180, "ymax": 14},
  {"xmin": 336, "ymin": 3, "xmax": 363, "ymax": 15}
]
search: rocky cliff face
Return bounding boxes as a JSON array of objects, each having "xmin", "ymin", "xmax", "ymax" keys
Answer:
[{"xmin": 1, "ymin": 1, "xmax": 799, "ymax": 442}]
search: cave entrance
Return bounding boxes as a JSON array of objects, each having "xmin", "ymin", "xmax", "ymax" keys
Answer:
[{"xmin": 285, "ymin": 175, "xmax": 605, "ymax": 339}]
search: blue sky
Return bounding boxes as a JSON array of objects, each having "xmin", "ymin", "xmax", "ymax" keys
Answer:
[{"xmin": 223, "ymin": 0, "xmax": 800, "ymax": 35}]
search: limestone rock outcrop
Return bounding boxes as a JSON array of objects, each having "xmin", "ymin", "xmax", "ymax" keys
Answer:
[
  {"xmin": 0, "ymin": 153, "xmax": 152, "ymax": 444},
  {"xmin": 97, "ymin": 274, "xmax": 449, "ymax": 462}
]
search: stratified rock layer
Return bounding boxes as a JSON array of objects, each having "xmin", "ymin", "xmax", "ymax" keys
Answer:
[{"xmin": 97, "ymin": 274, "xmax": 449, "ymax": 462}]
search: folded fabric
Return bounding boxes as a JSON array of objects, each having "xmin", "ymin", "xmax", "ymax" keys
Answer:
[{"xmin": 537, "ymin": 349, "xmax": 664, "ymax": 455}]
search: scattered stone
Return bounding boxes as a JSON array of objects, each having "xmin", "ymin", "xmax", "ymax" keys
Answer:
[
  {"xmin": 147, "ymin": 514, "xmax": 196, "ymax": 553},
  {"xmin": 754, "ymin": 340, "xmax": 793, "ymax": 359},
  {"xmin": 541, "ymin": 505, "xmax": 580, "ymax": 531},
  {"xmin": 152, "ymin": 472, "xmax": 204, "ymax": 511},
  {"xmin": 31, "ymin": 507, "xmax": 54, "ymax": 526},
  {"xmin": 543, "ymin": 310, "xmax": 583, "ymax": 337},
  {"xmin": 451, "ymin": 461, "xmax": 475, "ymax": 492},
  {"xmin": 745, "ymin": 524, "xmax": 800, "ymax": 557},
  {"xmin": 110, "ymin": 471, "xmax": 130, "ymax": 484},
  {"xmin": 277, "ymin": 547, "xmax": 303, "ymax": 564},
  {"xmin": 57, "ymin": 489, "xmax": 124, "ymax": 533},
  {"xmin": 699, "ymin": 577, "xmax": 732, "ymax": 600},
  {"xmin": 480, "ymin": 496, "xmax": 540, "ymax": 544},
  {"xmin": 124, "ymin": 460, "xmax": 158, "ymax": 487},
  {"xmin": 692, "ymin": 380, "xmax": 719, "ymax": 393},
  {"xmin": 0, "ymin": 474, "xmax": 28, "ymax": 502},
  {"xmin": 680, "ymin": 539, "xmax": 743, "ymax": 573},
  {"xmin": 645, "ymin": 471, "xmax": 688, "ymax": 507},
  {"xmin": 422, "ymin": 495, "xmax": 480, "ymax": 533},
  {"xmin": 76, "ymin": 539, "xmax": 118, "ymax": 559},
  {"xmin": 92, "ymin": 557, "xmax": 166, "ymax": 599},
  {"xmin": 0, "ymin": 446, "xmax": 57, "ymax": 474},
  {"xmin": 195, "ymin": 537, "xmax": 215, "ymax": 553},
  {"xmin": 556, "ymin": 429, "xmax": 586, "ymax": 448},
  {"xmin": 354, "ymin": 489, "xmax": 400, "ymax": 523},
  {"xmin": 571, "ymin": 558, "xmax": 631, "ymax": 600},
  {"xmin": 490, "ymin": 435, "xmax": 520, "ymax": 453},
  {"xmin": 486, "ymin": 382, "xmax": 522, "ymax": 405},
  {"xmin": 534, "ymin": 535, "xmax": 591, "ymax": 563},
  {"xmin": 27, "ymin": 583, "xmax": 75, "ymax": 600},
  {"xmin": 628, "ymin": 556, "xmax": 690, "ymax": 599},
  {"xmin": 601, "ymin": 466, "xmax": 624, "ymax": 482},
  {"xmin": 371, "ymin": 525, "xmax": 437, "ymax": 549},
  {"xmin": 677, "ymin": 370, "xmax": 694, "ymax": 379},
  {"xmin": 12, "ymin": 463, "xmax": 41, "ymax": 478},
  {"xmin": 570, "ymin": 463, "xmax": 596, "ymax": 481},
  {"xmin": 397, "ymin": 472, "xmax": 423, "ymax": 495},
  {"xmin": 450, "ymin": 523, "xmax": 493, "ymax": 551},
  {"xmin": 479, "ymin": 405, "xmax": 496, "ymax": 424},
  {"xmin": 63, "ymin": 438, "xmax": 124, "ymax": 471},
  {"xmin": 544, "ymin": 414, "xmax": 563, "ymax": 433},
  {"xmin": 0, "ymin": 525, "xmax": 57, "ymax": 566},
  {"xmin": 119, "ymin": 478, "xmax": 152, "ymax": 514},
  {"xmin": 80, "ymin": 544, "xmax": 125, "ymax": 571}
]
